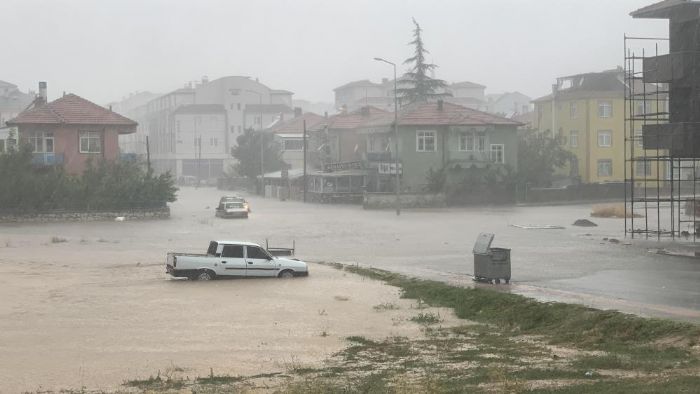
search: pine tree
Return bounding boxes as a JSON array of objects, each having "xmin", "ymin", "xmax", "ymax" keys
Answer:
[{"xmin": 397, "ymin": 18, "xmax": 449, "ymax": 104}]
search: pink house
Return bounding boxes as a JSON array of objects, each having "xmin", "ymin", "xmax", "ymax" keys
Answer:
[{"xmin": 7, "ymin": 93, "xmax": 137, "ymax": 175}]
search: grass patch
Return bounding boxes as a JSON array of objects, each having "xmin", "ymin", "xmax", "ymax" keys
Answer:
[
  {"xmin": 373, "ymin": 302, "xmax": 400, "ymax": 311},
  {"xmin": 530, "ymin": 375, "xmax": 700, "ymax": 393},
  {"xmin": 331, "ymin": 264, "xmax": 700, "ymax": 349},
  {"xmin": 123, "ymin": 374, "xmax": 185, "ymax": 390},
  {"xmin": 410, "ymin": 311, "xmax": 441, "ymax": 325},
  {"xmin": 51, "ymin": 236, "xmax": 67, "ymax": 243}
]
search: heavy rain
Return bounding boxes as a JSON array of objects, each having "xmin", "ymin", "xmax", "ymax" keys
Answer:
[{"xmin": 1, "ymin": 0, "xmax": 699, "ymax": 392}]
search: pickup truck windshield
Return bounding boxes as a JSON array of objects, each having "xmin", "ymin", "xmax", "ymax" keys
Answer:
[{"xmin": 247, "ymin": 246, "xmax": 273, "ymax": 260}]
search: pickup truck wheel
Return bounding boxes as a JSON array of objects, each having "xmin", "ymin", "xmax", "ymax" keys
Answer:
[
  {"xmin": 279, "ymin": 270, "xmax": 294, "ymax": 279},
  {"xmin": 195, "ymin": 270, "xmax": 215, "ymax": 281}
]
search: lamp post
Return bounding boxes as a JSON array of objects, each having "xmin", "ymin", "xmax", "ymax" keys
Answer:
[{"xmin": 374, "ymin": 57, "xmax": 401, "ymax": 216}]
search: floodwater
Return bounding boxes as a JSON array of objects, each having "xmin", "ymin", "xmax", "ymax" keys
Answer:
[
  {"xmin": 2, "ymin": 187, "xmax": 699, "ymax": 321},
  {"xmin": 1, "ymin": 187, "xmax": 699, "ymax": 391}
]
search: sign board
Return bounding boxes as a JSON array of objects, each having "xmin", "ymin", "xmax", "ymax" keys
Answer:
[
  {"xmin": 324, "ymin": 161, "xmax": 363, "ymax": 172},
  {"xmin": 378, "ymin": 162, "xmax": 403, "ymax": 175}
]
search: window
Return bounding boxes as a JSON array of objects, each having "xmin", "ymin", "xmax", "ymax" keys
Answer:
[
  {"xmin": 28, "ymin": 131, "xmax": 54, "ymax": 153},
  {"xmin": 458, "ymin": 132, "xmax": 474, "ymax": 151},
  {"xmin": 597, "ymin": 159, "xmax": 613, "ymax": 177},
  {"xmin": 79, "ymin": 131, "xmax": 101, "ymax": 153},
  {"xmin": 45, "ymin": 133, "xmax": 54, "ymax": 153},
  {"xmin": 570, "ymin": 130, "xmax": 579, "ymax": 147},
  {"xmin": 221, "ymin": 244, "xmax": 244, "ymax": 258},
  {"xmin": 597, "ymin": 130, "xmax": 612, "ymax": 147},
  {"xmin": 29, "ymin": 132, "xmax": 42, "ymax": 152},
  {"xmin": 635, "ymin": 161, "xmax": 652, "ymax": 176},
  {"xmin": 0, "ymin": 139, "xmax": 5, "ymax": 153},
  {"xmin": 237, "ymin": 103, "xmax": 241, "ymax": 111},
  {"xmin": 490, "ymin": 144, "xmax": 505, "ymax": 164},
  {"xmin": 255, "ymin": 116, "xmax": 261, "ymax": 125},
  {"xmin": 598, "ymin": 100, "xmax": 613, "ymax": 118},
  {"xmin": 635, "ymin": 101, "xmax": 652, "ymax": 116},
  {"xmin": 246, "ymin": 246, "xmax": 270, "ymax": 260},
  {"xmin": 569, "ymin": 102, "xmax": 577, "ymax": 119},
  {"xmin": 284, "ymin": 139, "xmax": 304, "ymax": 151},
  {"xmin": 416, "ymin": 130, "xmax": 436, "ymax": 152},
  {"xmin": 230, "ymin": 126, "xmax": 235, "ymax": 133},
  {"xmin": 634, "ymin": 129, "xmax": 644, "ymax": 148},
  {"xmin": 477, "ymin": 133, "xmax": 486, "ymax": 152}
]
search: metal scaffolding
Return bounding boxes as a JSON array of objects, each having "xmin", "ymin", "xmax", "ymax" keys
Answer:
[{"xmin": 624, "ymin": 35, "xmax": 700, "ymax": 241}]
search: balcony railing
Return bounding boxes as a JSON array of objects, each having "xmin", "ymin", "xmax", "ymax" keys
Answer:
[
  {"xmin": 32, "ymin": 152, "xmax": 64, "ymax": 166},
  {"xmin": 366, "ymin": 151, "xmax": 392, "ymax": 162}
]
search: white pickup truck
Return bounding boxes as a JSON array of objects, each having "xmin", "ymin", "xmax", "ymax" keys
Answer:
[{"xmin": 166, "ymin": 240, "xmax": 309, "ymax": 280}]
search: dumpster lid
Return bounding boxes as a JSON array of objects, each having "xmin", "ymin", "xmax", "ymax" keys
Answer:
[{"xmin": 473, "ymin": 233, "xmax": 495, "ymax": 254}]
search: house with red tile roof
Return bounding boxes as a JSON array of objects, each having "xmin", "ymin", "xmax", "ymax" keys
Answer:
[
  {"xmin": 359, "ymin": 100, "xmax": 521, "ymax": 193},
  {"xmin": 7, "ymin": 92, "xmax": 137, "ymax": 175},
  {"xmin": 309, "ymin": 106, "xmax": 389, "ymax": 166}
]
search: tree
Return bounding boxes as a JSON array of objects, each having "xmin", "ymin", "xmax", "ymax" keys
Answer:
[
  {"xmin": 517, "ymin": 129, "xmax": 574, "ymax": 187},
  {"xmin": 397, "ymin": 18, "xmax": 449, "ymax": 104},
  {"xmin": 230, "ymin": 128, "xmax": 285, "ymax": 180}
]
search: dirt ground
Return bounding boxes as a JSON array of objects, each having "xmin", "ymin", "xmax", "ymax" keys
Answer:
[{"xmin": 0, "ymin": 240, "xmax": 457, "ymax": 393}]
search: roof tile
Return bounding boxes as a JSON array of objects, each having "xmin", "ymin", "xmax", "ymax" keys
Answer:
[{"xmin": 7, "ymin": 93, "xmax": 137, "ymax": 127}]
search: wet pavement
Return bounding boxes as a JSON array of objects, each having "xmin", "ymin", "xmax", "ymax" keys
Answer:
[{"xmin": 2, "ymin": 186, "xmax": 699, "ymax": 322}]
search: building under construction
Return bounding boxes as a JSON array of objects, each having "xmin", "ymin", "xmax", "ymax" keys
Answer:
[{"xmin": 625, "ymin": 0, "xmax": 700, "ymax": 240}]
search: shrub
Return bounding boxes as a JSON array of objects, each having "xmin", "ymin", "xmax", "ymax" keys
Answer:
[{"xmin": 0, "ymin": 146, "xmax": 177, "ymax": 212}]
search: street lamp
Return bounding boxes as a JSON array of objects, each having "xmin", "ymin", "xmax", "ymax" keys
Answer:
[{"xmin": 374, "ymin": 57, "xmax": 401, "ymax": 216}]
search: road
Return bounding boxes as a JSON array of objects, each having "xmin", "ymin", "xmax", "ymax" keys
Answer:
[{"xmin": 2, "ymin": 186, "xmax": 699, "ymax": 321}]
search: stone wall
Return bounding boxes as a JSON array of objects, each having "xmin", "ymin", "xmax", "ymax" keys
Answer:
[
  {"xmin": 363, "ymin": 192, "xmax": 447, "ymax": 210},
  {"xmin": 0, "ymin": 206, "xmax": 170, "ymax": 223}
]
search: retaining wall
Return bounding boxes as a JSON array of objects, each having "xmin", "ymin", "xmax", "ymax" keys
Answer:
[
  {"xmin": 363, "ymin": 192, "xmax": 447, "ymax": 210},
  {"xmin": 0, "ymin": 206, "xmax": 171, "ymax": 223}
]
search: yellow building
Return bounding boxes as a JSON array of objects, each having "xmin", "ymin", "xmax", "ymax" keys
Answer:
[{"xmin": 533, "ymin": 68, "xmax": 665, "ymax": 184}]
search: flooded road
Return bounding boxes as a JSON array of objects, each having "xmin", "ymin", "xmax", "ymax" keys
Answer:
[
  {"xmin": 2, "ymin": 187, "xmax": 699, "ymax": 322},
  {"xmin": 1, "ymin": 186, "xmax": 699, "ymax": 391}
]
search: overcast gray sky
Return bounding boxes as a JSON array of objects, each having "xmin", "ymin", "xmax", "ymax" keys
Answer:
[{"xmin": 1, "ymin": 0, "xmax": 669, "ymax": 105}]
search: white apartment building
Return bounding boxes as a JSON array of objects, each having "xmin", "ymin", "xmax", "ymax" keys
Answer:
[{"xmin": 115, "ymin": 76, "xmax": 294, "ymax": 183}]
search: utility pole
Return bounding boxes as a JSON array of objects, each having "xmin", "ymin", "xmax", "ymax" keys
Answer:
[
  {"xmin": 303, "ymin": 119, "xmax": 307, "ymax": 203},
  {"xmin": 145, "ymin": 135, "xmax": 151, "ymax": 173},
  {"xmin": 260, "ymin": 96, "xmax": 264, "ymax": 197},
  {"xmin": 374, "ymin": 57, "xmax": 401, "ymax": 216}
]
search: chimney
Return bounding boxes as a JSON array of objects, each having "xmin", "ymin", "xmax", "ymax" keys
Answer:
[
  {"xmin": 294, "ymin": 107, "xmax": 302, "ymax": 118},
  {"xmin": 38, "ymin": 81, "xmax": 47, "ymax": 104},
  {"xmin": 437, "ymin": 99, "xmax": 443, "ymax": 110},
  {"xmin": 324, "ymin": 111, "xmax": 328, "ymax": 118}
]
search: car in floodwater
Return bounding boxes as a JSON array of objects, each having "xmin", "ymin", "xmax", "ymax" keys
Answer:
[
  {"xmin": 166, "ymin": 240, "xmax": 309, "ymax": 280},
  {"xmin": 215, "ymin": 195, "xmax": 250, "ymax": 218}
]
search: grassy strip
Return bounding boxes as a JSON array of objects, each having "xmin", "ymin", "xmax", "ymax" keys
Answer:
[
  {"xmin": 335, "ymin": 264, "xmax": 700, "ymax": 349},
  {"xmin": 116, "ymin": 263, "xmax": 699, "ymax": 393}
]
